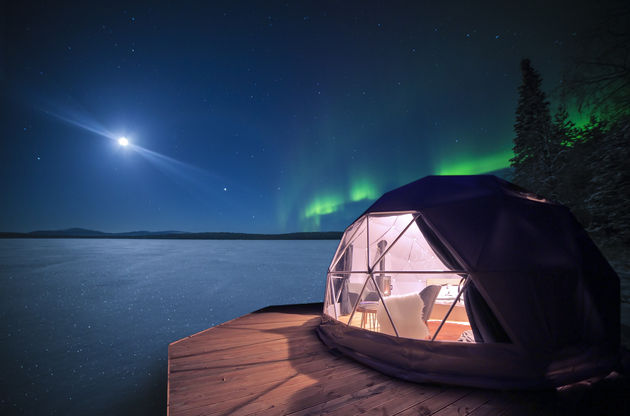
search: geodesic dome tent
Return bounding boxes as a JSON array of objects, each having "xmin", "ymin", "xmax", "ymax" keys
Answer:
[{"xmin": 317, "ymin": 175, "xmax": 621, "ymax": 389}]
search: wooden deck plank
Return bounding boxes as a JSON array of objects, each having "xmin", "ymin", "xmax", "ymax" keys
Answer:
[
  {"xmin": 168, "ymin": 303, "xmax": 628, "ymax": 416},
  {"xmin": 170, "ymin": 328, "xmax": 325, "ymax": 369},
  {"xmin": 360, "ymin": 384, "xmax": 445, "ymax": 416},
  {"xmin": 283, "ymin": 379, "xmax": 417, "ymax": 416},
  {"xmin": 171, "ymin": 317, "xmax": 318, "ymax": 350},
  {"xmin": 239, "ymin": 368, "xmax": 391, "ymax": 416},
  {"xmin": 170, "ymin": 328, "xmax": 320, "ymax": 358},
  {"xmin": 171, "ymin": 325, "xmax": 320, "ymax": 355},
  {"xmin": 170, "ymin": 351, "xmax": 352, "ymax": 386},
  {"xmin": 170, "ymin": 344, "xmax": 327, "ymax": 373},
  {"xmin": 432, "ymin": 389, "xmax": 492, "ymax": 415},
  {"xmin": 393, "ymin": 388, "xmax": 472, "ymax": 415},
  {"xmin": 175, "ymin": 366, "xmax": 389, "ymax": 416},
  {"xmin": 303, "ymin": 381, "xmax": 422, "ymax": 416},
  {"xmin": 170, "ymin": 359, "xmax": 376, "ymax": 410}
]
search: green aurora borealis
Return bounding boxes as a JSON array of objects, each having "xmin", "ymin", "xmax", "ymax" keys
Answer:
[
  {"xmin": 435, "ymin": 150, "xmax": 513, "ymax": 175},
  {"xmin": 300, "ymin": 149, "xmax": 513, "ymax": 230}
]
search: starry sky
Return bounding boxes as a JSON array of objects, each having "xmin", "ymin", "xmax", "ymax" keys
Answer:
[{"xmin": 0, "ymin": 0, "xmax": 613, "ymax": 233}]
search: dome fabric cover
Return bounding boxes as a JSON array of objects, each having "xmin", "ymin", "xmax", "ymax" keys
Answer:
[{"xmin": 317, "ymin": 175, "xmax": 621, "ymax": 389}]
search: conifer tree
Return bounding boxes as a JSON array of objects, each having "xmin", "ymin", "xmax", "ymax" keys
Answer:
[
  {"xmin": 551, "ymin": 105, "xmax": 577, "ymax": 148},
  {"xmin": 511, "ymin": 59, "xmax": 553, "ymax": 195},
  {"xmin": 581, "ymin": 118, "xmax": 630, "ymax": 248},
  {"xmin": 548, "ymin": 105, "xmax": 577, "ymax": 203}
]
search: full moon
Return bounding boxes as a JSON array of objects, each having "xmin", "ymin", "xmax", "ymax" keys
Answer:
[{"xmin": 118, "ymin": 137, "xmax": 129, "ymax": 146}]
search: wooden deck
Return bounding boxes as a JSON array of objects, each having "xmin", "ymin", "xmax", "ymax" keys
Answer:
[{"xmin": 168, "ymin": 303, "xmax": 628, "ymax": 416}]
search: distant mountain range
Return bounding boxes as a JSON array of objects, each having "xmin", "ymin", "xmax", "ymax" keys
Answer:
[{"xmin": 0, "ymin": 227, "xmax": 343, "ymax": 240}]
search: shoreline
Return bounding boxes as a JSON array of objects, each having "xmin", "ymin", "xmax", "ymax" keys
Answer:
[{"xmin": 0, "ymin": 231, "xmax": 343, "ymax": 240}]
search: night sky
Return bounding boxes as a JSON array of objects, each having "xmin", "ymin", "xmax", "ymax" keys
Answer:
[{"xmin": 0, "ymin": 1, "xmax": 610, "ymax": 233}]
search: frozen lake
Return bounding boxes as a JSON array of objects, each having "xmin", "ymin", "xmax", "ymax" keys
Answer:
[{"xmin": 0, "ymin": 239, "xmax": 338, "ymax": 415}]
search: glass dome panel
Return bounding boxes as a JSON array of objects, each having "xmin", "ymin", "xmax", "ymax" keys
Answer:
[
  {"xmin": 377, "ymin": 219, "xmax": 450, "ymax": 272},
  {"xmin": 329, "ymin": 217, "xmax": 368, "ymax": 272},
  {"xmin": 367, "ymin": 213, "xmax": 416, "ymax": 271},
  {"xmin": 347, "ymin": 276, "xmax": 389, "ymax": 333},
  {"xmin": 326, "ymin": 272, "xmax": 368, "ymax": 324}
]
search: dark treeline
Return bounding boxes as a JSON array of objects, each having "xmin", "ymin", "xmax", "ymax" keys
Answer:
[{"xmin": 510, "ymin": 7, "xmax": 629, "ymax": 255}]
